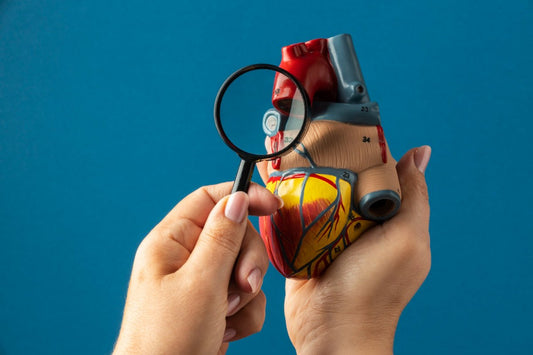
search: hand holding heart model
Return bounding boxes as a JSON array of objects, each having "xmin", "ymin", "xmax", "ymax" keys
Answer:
[{"xmin": 257, "ymin": 34, "xmax": 401, "ymax": 278}]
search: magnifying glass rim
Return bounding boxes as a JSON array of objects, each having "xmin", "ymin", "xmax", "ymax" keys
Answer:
[{"xmin": 214, "ymin": 63, "xmax": 311, "ymax": 162}]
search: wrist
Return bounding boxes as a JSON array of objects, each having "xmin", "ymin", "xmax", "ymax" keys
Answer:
[{"xmin": 291, "ymin": 318, "xmax": 397, "ymax": 355}]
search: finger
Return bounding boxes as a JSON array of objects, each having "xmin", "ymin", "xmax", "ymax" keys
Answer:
[
  {"xmin": 141, "ymin": 183, "xmax": 281, "ymax": 276},
  {"xmin": 161, "ymin": 182, "xmax": 282, "ymax": 230},
  {"xmin": 218, "ymin": 343, "xmax": 229, "ymax": 355},
  {"xmin": 186, "ymin": 191, "xmax": 249, "ymax": 284},
  {"xmin": 226, "ymin": 221, "xmax": 269, "ymax": 316},
  {"xmin": 223, "ymin": 291, "xmax": 267, "ymax": 342},
  {"xmin": 234, "ymin": 221, "xmax": 269, "ymax": 293},
  {"xmin": 248, "ymin": 183, "xmax": 284, "ymax": 215},
  {"xmin": 393, "ymin": 145, "xmax": 431, "ymax": 234}
]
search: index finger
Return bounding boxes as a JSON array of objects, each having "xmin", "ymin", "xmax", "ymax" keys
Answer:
[{"xmin": 162, "ymin": 182, "xmax": 282, "ymax": 229}]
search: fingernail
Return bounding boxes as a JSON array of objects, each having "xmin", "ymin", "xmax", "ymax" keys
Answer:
[
  {"xmin": 247, "ymin": 268, "xmax": 263, "ymax": 294},
  {"xmin": 227, "ymin": 294, "xmax": 240, "ymax": 316},
  {"xmin": 225, "ymin": 192, "xmax": 248, "ymax": 223},
  {"xmin": 414, "ymin": 145, "xmax": 432, "ymax": 174},
  {"xmin": 275, "ymin": 194, "xmax": 284, "ymax": 209},
  {"xmin": 223, "ymin": 328, "xmax": 237, "ymax": 342}
]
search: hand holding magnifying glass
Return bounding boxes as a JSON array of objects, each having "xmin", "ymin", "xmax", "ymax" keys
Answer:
[{"xmin": 214, "ymin": 64, "xmax": 311, "ymax": 193}]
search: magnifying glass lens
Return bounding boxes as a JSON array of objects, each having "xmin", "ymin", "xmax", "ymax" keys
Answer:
[
  {"xmin": 214, "ymin": 64, "xmax": 310, "ymax": 192},
  {"xmin": 217, "ymin": 68, "xmax": 306, "ymax": 158}
]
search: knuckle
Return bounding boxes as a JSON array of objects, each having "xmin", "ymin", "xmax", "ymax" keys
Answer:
[
  {"xmin": 254, "ymin": 292, "xmax": 267, "ymax": 323},
  {"xmin": 201, "ymin": 224, "xmax": 241, "ymax": 254},
  {"xmin": 134, "ymin": 235, "xmax": 157, "ymax": 264},
  {"xmin": 196, "ymin": 184, "xmax": 229, "ymax": 205},
  {"xmin": 155, "ymin": 219, "xmax": 197, "ymax": 250},
  {"xmin": 397, "ymin": 233, "xmax": 432, "ymax": 275},
  {"xmin": 398, "ymin": 232, "xmax": 428, "ymax": 257},
  {"xmin": 242, "ymin": 294, "xmax": 267, "ymax": 335},
  {"xmin": 152, "ymin": 224, "xmax": 176, "ymax": 243},
  {"xmin": 131, "ymin": 238, "xmax": 157, "ymax": 283},
  {"xmin": 247, "ymin": 227, "xmax": 269, "ymax": 266},
  {"xmin": 249, "ymin": 309, "xmax": 266, "ymax": 334},
  {"xmin": 257, "ymin": 291, "xmax": 267, "ymax": 310}
]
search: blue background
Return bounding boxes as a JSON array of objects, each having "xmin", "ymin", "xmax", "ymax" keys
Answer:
[{"xmin": 1, "ymin": 0, "xmax": 532, "ymax": 354}]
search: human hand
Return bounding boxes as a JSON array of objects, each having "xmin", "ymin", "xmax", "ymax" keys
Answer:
[
  {"xmin": 113, "ymin": 183, "xmax": 282, "ymax": 355},
  {"xmin": 284, "ymin": 146, "xmax": 432, "ymax": 354}
]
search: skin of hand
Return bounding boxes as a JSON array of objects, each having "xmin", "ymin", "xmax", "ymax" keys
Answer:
[
  {"xmin": 284, "ymin": 146, "xmax": 432, "ymax": 355},
  {"xmin": 113, "ymin": 183, "xmax": 282, "ymax": 355}
]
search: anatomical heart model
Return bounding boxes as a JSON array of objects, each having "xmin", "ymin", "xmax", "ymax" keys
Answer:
[{"xmin": 257, "ymin": 34, "xmax": 401, "ymax": 278}]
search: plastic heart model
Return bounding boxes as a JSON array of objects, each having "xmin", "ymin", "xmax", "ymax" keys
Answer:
[{"xmin": 257, "ymin": 34, "xmax": 401, "ymax": 278}]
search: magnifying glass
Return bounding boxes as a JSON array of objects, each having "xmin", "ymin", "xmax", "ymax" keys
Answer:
[{"xmin": 214, "ymin": 64, "xmax": 311, "ymax": 193}]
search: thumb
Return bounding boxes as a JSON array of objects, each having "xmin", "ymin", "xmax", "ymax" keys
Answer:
[
  {"xmin": 394, "ymin": 145, "xmax": 432, "ymax": 232},
  {"xmin": 187, "ymin": 191, "xmax": 250, "ymax": 284}
]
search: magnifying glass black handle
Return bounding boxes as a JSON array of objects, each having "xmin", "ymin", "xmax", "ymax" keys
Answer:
[{"xmin": 232, "ymin": 159, "xmax": 256, "ymax": 193}]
